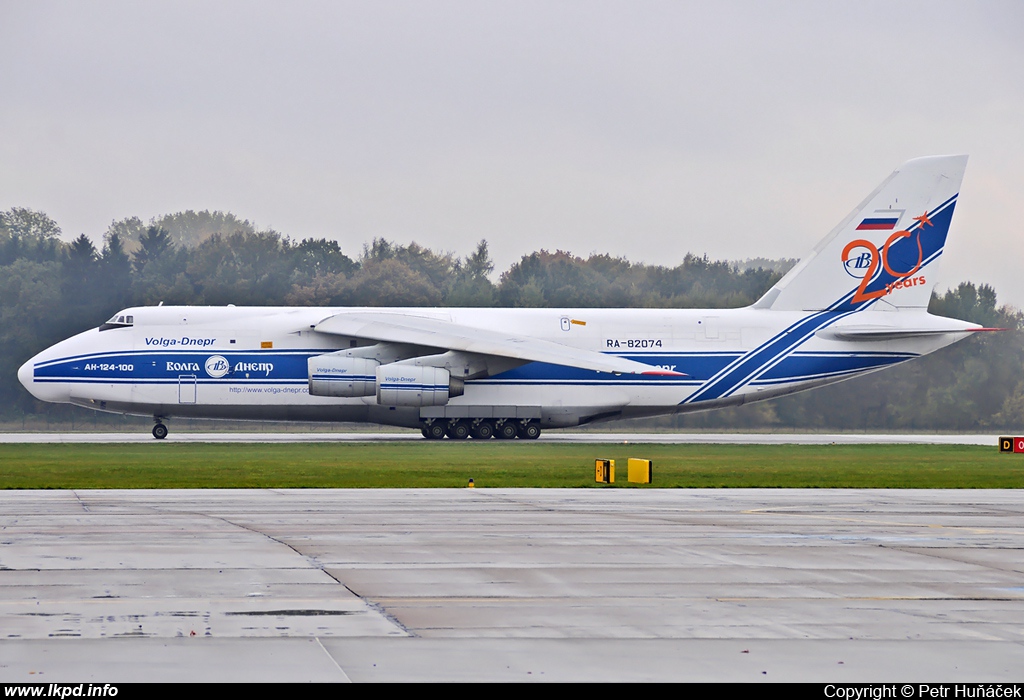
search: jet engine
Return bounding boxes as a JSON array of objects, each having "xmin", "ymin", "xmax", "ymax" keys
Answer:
[
  {"xmin": 307, "ymin": 356, "xmax": 379, "ymax": 397},
  {"xmin": 310, "ymin": 353, "xmax": 465, "ymax": 406},
  {"xmin": 376, "ymin": 365, "xmax": 464, "ymax": 407}
]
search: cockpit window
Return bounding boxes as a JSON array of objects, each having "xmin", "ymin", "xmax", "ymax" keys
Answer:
[{"xmin": 99, "ymin": 312, "xmax": 135, "ymax": 332}]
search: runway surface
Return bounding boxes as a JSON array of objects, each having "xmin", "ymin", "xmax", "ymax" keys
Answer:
[
  {"xmin": 2, "ymin": 489, "xmax": 1023, "ymax": 682},
  {"xmin": 0, "ymin": 431, "xmax": 1000, "ymax": 445}
]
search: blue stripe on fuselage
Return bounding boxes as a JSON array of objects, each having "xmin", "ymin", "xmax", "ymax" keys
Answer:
[
  {"xmin": 33, "ymin": 347, "xmax": 919, "ymax": 390},
  {"xmin": 754, "ymin": 352, "xmax": 916, "ymax": 383},
  {"xmin": 33, "ymin": 351, "xmax": 306, "ymax": 383},
  {"xmin": 491, "ymin": 352, "xmax": 742, "ymax": 382}
]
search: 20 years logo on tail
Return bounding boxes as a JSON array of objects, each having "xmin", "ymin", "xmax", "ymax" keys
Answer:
[{"xmin": 841, "ymin": 210, "xmax": 933, "ymax": 304}]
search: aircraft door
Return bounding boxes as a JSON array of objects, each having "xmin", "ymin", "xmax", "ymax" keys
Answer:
[
  {"xmin": 699, "ymin": 317, "xmax": 720, "ymax": 340},
  {"xmin": 178, "ymin": 375, "xmax": 197, "ymax": 404}
]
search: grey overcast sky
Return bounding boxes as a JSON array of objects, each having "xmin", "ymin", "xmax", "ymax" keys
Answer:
[{"xmin": 2, "ymin": 1, "xmax": 1022, "ymax": 302}]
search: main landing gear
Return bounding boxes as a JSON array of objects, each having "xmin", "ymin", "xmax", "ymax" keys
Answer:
[
  {"xmin": 152, "ymin": 419, "xmax": 168, "ymax": 440},
  {"xmin": 421, "ymin": 422, "xmax": 447, "ymax": 440},
  {"xmin": 420, "ymin": 418, "xmax": 541, "ymax": 440}
]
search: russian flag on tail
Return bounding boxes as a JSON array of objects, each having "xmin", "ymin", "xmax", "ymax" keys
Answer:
[{"xmin": 856, "ymin": 209, "xmax": 904, "ymax": 231}]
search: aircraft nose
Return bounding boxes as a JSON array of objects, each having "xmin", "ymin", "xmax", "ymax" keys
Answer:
[
  {"xmin": 18, "ymin": 357, "xmax": 38, "ymax": 398},
  {"xmin": 20, "ymin": 333, "xmax": 95, "ymax": 404},
  {"xmin": 18, "ymin": 352, "xmax": 68, "ymax": 403}
]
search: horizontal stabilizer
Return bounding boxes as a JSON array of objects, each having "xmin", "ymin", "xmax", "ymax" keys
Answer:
[
  {"xmin": 314, "ymin": 311, "xmax": 685, "ymax": 376},
  {"xmin": 818, "ymin": 324, "xmax": 999, "ymax": 341}
]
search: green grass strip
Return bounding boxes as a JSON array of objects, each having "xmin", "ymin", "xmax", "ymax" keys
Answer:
[{"xmin": 0, "ymin": 442, "xmax": 1021, "ymax": 489}]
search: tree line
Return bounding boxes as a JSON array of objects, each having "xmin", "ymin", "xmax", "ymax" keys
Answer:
[{"xmin": 2, "ymin": 206, "xmax": 1022, "ymax": 431}]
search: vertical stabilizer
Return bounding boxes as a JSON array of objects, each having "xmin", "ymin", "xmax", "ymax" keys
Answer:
[{"xmin": 755, "ymin": 155, "xmax": 968, "ymax": 312}]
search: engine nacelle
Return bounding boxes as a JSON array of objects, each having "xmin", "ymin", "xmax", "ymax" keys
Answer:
[
  {"xmin": 308, "ymin": 355, "xmax": 379, "ymax": 397},
  {"xmin": 376, "ymin": 365, "xmax": 462, "ymax": 407}
]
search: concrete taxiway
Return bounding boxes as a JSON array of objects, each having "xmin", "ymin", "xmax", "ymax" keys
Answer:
[
  {"xmin": 2, "ymin": 489, "xmax": 1023, "ymax": 682},
  {"xmin": 0, "ymin": 431, "xmax": 1000, "ymax": 444}
]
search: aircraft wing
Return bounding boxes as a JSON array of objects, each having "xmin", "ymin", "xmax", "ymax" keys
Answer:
[{"xmin": 313, "ymin": 311, "xmax": 682, "ymax": 376}]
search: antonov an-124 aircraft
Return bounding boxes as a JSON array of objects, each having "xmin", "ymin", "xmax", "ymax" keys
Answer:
[{"xmin": 19, "ymin": 156, "xmax": 993, "ymax": 440}]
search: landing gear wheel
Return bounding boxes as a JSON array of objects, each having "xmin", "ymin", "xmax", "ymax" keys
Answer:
[
  {"xmin": 495, "ymin": 420, "xmax": 518, "ymax": 440},
  {"xmin": 517, "ymin": 422, "xmax": 541, "ymax": 440},
  {"xmin": 423, "ymin": 422, "xmax": 447, "ymax": 440},
  {"xmin": 446, "ymin": 420, "xmax": 471, "ymax": 440},
  {"xmin": 152, "ymin": 423, "xmax": 168, "ymax": 440},
  {"xmin": 470, "ymin": 420, "xmax": 495, "ymax": 440}
]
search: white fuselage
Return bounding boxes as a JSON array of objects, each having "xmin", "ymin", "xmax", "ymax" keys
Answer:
[{"xmin": 18, "ymin": 304, "xmax": 970, "ymax": 429}]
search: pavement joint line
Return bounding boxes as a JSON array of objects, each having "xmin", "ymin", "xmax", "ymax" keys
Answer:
[
  {"xmin": 197, "ymin": 513, "xmax": 325, "ymax": 573},
  {"xmin": 739, "ymin": 508, "xmax": 1013, "ymax": 534},
  {"xmin": 195, "ymin": 511, "xmax": 417, "ymax": 638},
  {"xmin": 878, "ymin": 544, "xmax": 1024, "ymax": 575},
  {"xmin": 348, "ymin": 596, "xmax": 416, "ymax": 637},
  {"xmin": 317, "ymin": 573, "xmax": 416, "ymax": 636},
  {"xmin": 362, "ymin": 595, "xmax": 1024, "ymax": 603},
  {"xmin": 314, "ymin": 636, "xmax": 351, "ymax": 682},
  {"xmin": 70, "ymin": 491, "xmax": 90, "ymax": 513}
]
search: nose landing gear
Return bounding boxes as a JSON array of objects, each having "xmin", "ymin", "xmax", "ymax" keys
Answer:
[{"xmin": 152, "ymin": 420, "xmax": 168, "ymax": 440}]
